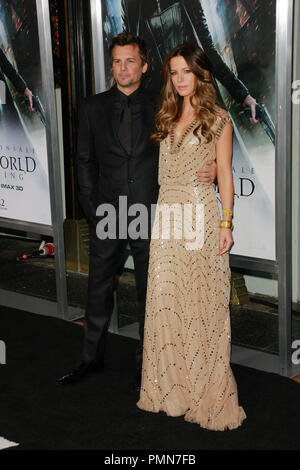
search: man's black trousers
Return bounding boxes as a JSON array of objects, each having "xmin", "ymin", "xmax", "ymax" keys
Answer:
[{"xmin": 80, "ymin": 222, "xmax": 150, "ymax": 371}]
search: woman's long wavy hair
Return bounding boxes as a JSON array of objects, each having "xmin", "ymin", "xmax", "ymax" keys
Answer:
[{"xmin": 151, "ymin": 43, "xmax": 222, "ymax": 145}]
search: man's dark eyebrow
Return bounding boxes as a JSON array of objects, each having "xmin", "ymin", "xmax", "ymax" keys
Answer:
[{"xmin": 112, "ymin": 57, "xmax": 137, "ymax": 61}]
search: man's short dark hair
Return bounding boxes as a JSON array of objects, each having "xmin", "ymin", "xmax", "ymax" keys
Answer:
[{"xmin": 109, "ymin": 32, "xmax": 151, "ymax": 66}]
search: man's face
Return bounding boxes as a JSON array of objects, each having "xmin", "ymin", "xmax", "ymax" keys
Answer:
[{"xmin": 111, "ymin": 44, "xmax": 148, "ymax": 94}]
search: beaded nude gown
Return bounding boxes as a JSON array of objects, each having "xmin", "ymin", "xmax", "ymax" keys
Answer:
[{"xmin": 136, "ymin": 107, "xmax": 246, "ymax": 431}]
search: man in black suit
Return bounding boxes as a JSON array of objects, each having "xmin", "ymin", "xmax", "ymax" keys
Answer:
[{"xmin": 56, "ymin": 32, "xmax": 216, "ymax": 387}]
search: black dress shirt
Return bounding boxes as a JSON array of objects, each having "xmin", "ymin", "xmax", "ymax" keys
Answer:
[{"xmin": 113, "ymin": 85, "xmax": 143, "ymax": 156}]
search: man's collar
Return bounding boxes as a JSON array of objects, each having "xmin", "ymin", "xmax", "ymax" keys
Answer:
[{"xmin": 113, "ymin": 83, "xmax": 143, "ymax": 103}]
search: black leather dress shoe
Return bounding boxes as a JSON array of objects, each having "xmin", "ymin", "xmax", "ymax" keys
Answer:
[{"xmin": 56, "ymin": 360, "xmax": 104, "ymax": 385}]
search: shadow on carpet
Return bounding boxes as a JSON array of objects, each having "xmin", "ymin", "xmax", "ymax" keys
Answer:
[{"xmin": 0, "ymin": 305, "xmax": 299, "ymax": 450}]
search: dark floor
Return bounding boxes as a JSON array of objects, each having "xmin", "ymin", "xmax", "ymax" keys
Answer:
[
  {"xmin": 1, "ymin": 234, "xmax": 300, "ymax": 354},
  {"xmin": 2, "ymin": 305, "xmax": 300, "ymax": 450}
]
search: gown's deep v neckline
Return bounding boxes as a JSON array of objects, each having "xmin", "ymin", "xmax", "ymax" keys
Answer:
[{"xmin": 169, "ymin": 118, "xmax": 199, "ymax": 154}]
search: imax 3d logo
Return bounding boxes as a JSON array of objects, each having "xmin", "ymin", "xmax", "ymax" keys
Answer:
[
  {"xmin": 0, "ymin": 340, "xmax": 6, "ymax": 364},
  {"xmin": 291, "ymin": 340, "xmax": 300, "ymax": 365},
  {"xmin": 0, "ymin": 80, "xmax": 6, "ymax": 104}
]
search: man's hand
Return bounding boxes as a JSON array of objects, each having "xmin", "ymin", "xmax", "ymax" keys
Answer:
[
  {"xmin": 195, "ymin": 160, "xmax": 217, "ymax": 185},
  {"xmin": 243, "ymin": 94, "xmax": 259, "ymax": 124},
  {"xmin": 24, "ymin": 87, "xmax": 34, "ymax": 111}
]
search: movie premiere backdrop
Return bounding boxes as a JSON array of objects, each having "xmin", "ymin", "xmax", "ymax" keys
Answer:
[
  {"xmin": 0, "ymin": 0, "xmax": 51, "ymax": 226},
  {"xmin": 100, "ymin": 0, "xmax": 276, "ymax": 260}
]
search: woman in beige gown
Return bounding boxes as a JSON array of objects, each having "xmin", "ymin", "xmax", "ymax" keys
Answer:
[{"xmin": 136, "ymin": 43, "xmax": 246, "ymax": 431}]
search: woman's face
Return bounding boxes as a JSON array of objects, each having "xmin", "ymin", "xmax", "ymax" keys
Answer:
[{"xmin": 169, "ymin": 55, "xmax": 196, "ymax": 98}]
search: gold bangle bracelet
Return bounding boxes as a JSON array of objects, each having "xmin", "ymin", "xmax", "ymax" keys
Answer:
[
  {"xmin": 220, "ymin": 220, "xmax": 232, "ymax": 229},
  {"xmin": 222, "ymin": 209, "xmax": 233, "ymax": 217}
]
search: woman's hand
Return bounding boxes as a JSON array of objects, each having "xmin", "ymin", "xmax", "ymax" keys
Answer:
[{"xmin": 219, "ymin": 228, "xmax": 233, "ymax": 255}]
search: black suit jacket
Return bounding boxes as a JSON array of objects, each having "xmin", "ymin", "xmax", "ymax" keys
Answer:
[{"xmin": 76, "ymin": 85, "xmax": 159, "ymax": 227}]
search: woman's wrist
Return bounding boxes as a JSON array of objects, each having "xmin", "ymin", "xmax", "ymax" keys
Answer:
[
  {"xmin": 219, "ymin": 220, "xmax": 233, "ymax": 229},
  {"xmin": 222, "ymin": 208, "xmax": 233, "ymax": 217}
]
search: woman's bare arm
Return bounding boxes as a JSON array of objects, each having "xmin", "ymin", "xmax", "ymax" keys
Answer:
[{"xmin": 215, "ymin": 121, "xmax": 234, "ymax": 255}]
